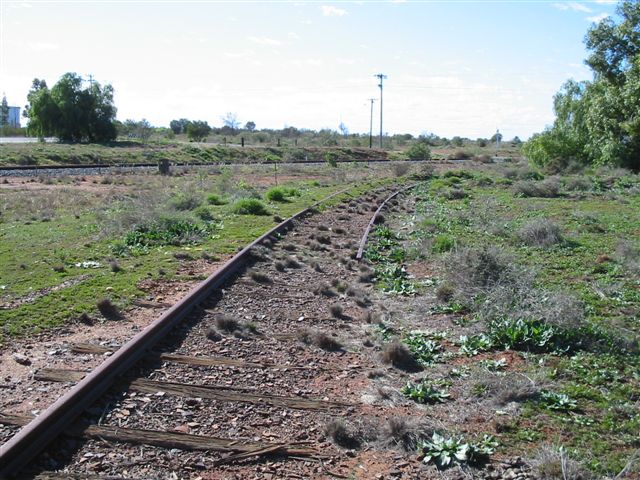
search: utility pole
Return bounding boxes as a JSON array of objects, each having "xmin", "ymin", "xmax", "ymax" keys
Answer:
[
  {"xmin": 374, "ymin": 73, "xmax": 387, "ymax": 148},
  {"xmin": 367, "ymin": 98, "xmax": 376, "ymax": 149}
]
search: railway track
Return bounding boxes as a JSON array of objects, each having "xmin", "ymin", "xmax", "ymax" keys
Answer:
[{"xmin": 0, "ymin": 184, "xmax": 422, "ymax": 479}]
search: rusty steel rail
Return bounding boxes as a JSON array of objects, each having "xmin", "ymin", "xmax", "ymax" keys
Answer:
[
  {"xmin": 355, "ymin": 184, "xmax": 417, "ymax": 260},
  {"xmin": 0, "ymin": 188, "xmax": 353, "ymax": 478}
]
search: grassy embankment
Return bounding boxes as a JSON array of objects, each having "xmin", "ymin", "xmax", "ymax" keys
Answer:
[
  {"xmin": 364, "ymin": 164, "xmax": 639, "ymax": 476},
  {"xmin": 0, "ymin": 162, "xmax": 404, "ymax": 343},
  {"xmin": 0, "ymin": 139, "xmax": 523, "ymax": 168}
]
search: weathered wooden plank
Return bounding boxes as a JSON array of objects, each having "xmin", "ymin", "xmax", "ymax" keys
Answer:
[
  {"xmin": 0, "ymin": 413, "xmax": 319, "ymax": 457},
  {"xmin": 70, "ymin": 343, "xmax": 309, "ymax": 370},
  {"xmin": 34, "ymin": 369, "xmax": 351, "ymax": 411}
]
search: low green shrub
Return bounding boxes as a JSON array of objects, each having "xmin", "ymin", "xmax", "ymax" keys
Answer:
[
  {"xmin": 122, "ymin": 216, "xmax": 217, "ymax": 250},
  {"xmin": 170, "ymin": 192, "xmax": 202, "ymax": 211},
  {"xmin": 193, "ymin": 206, "xmax": 216, "ymax": 221},
  {"xmin": 231, "ymin": 198, "xmax": 270, "ymax": 215},
  {"xmin": 419, "ymin": 432, "xmax": 498, "ymax": 468},
  {"xmin": 402, "ymin": 380, "xmax": 450, "ymax": 404},
  {"xmin": 206, "ymin": 193, "xmax": 227, "ymax": 205}
]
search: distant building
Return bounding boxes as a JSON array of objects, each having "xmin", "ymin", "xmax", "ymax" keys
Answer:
[{"xmin": 8, "ymin": 106, "xmax": 20, "ymax": 127}]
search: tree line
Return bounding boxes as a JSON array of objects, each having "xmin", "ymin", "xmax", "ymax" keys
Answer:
[{"xmin": 523, "ymin": 0, "xmax": 639, "ymax": 171}]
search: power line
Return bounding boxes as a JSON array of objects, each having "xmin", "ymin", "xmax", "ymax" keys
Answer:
[
  {"xmin": 374, "ymin": 73, "xmax": 386, "ymax": 148},
  {"xmin": 367, "ymin": 98, "xmax": 376, "ymax": 149}
]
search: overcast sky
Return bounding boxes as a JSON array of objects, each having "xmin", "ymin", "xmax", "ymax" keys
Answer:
[{"xmin": 0, "ymin": 0, "xmax": 619, "ymax": 139}]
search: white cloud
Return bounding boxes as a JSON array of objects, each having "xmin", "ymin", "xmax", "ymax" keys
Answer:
[
  {"xmin": 321, "ymin": 5, "xmax": 348, "ymax": 17},
  {"xmin": 594, "ymin": 0, "xmax": 616, "ymax": 4},
  {"xmin": 288, "ymin": 32, "xmax": 300, "ymax": 40},
  {"xmin": 292, "ymin": 58, "xmax": 323, "ymax": 67},
  {"xmin": 224, "ymin": 51, "xmax": 253, "ymax": 59},
  {"xmin": 553, "ymin": 2, "xmax": 592, "ymax": 13},
  {"xmin": 28, "ymin": 42, "xmax": 59, "ymax": 51},
  {"xmin": 586, "ymin": 13, "xmax": 609, "ymax": 23},
  {"xmin": 247, "ymin": 36, "xmax": 282, "ymax": 46}
]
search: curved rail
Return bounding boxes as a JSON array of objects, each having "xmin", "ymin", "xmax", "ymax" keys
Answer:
[
  {"xmin": 0, "ymin": 188, "xmax": 352, "ymax": 478},
  {"xmin": 355, "ymin": 184, "xmax": 417, "ymax": 260}
]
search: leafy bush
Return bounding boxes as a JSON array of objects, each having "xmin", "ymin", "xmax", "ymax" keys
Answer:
[
  {"xmin": 403, "ymin": 332, "xmax": 445, "ymax": 366},
  {"xmin": 539, "ymin": 390, "xmax": 578, "ymax": 412},
  {"xmin": 122, "ymin": 216, "xmax": 218, "ymax": 251},
  {"xmin": 402, "ymin": 381, "xmax": 450, "ymax": 404},
  {"xmin": 206, "ymin": 193, "xmax": 227, "ymax": 205},
  {"xmin": 265, "ymin": 187, "xmax": 287, "ymax": 202},
  {"xmin": 487, "ymin": 317, "xmax": 556, "ymax": 351},
  {"xmin": 406, "ymin": 143, "xmax": 431, "ymax": 160},
  {"xmin": 265, "ymin": 186, "xmax": 299, "ymax": 202},
  {"xmin": 231, "ymin": 198, "xmax": 269, "ymax": 215},
  {"xmin": 459, "ymin": 333, "xmax": 493, "ymax": 356},
  {"xmin": 432, "ymin": 234, "xmax": 455, "ymax": 253},
  {"xmin": 419, "ymin": 432, "xmax": 498, "ymax": 469},
  {"xmin": 193, "ymin": 206, "xmax": 216, "ymax": 221}
]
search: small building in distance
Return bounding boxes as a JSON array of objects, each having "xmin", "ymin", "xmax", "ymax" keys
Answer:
[{"xmin": 8, "ymin": 106, "xmax": 21, "ymax": 127}]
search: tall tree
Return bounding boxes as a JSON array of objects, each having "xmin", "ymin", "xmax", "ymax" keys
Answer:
[
  {"xmin": 186, "ymin": 120, "xmax": 211, "ymax": 142},
  {"xmin": 524, "ymin": 0, "xmax": 640, "ymax": 171},
  {"xmin": 0, "ymin": 95, "xmax": 9, "ymax": 128},
  {"xmin": 170, "ymin": 118, "xmax": 190, "ymax": 134},
  {"xmin": 221, "ymin": 112, "xmax": 240, "ymax": 134},
  {"xmin": 24, "ymin": 73, "xmax": 117, "ymax": 142}
]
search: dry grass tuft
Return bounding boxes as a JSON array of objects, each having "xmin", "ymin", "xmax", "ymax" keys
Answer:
[
  {"xmin": 316, "ymin": 233, "xmax": 332, "ymax": 245},
  {"xmin": 285, "ymin": 256, "xmax": 301, "ymax": 268},
  {"xmin": 109, "ymin": 259, "xmax": 122, "ymax": 272},
  {"xmin": 381, "ymin": 341, "xmax": 420, "ymax": 371},
  {"xmin": 249, "ymin": 270, "xmax": 272, "ymax": 284},
  {"xmin": 473, "ymin": 372, "xmax": 541, "ymax": 405},
  {"xmin": 325, "ymin": 419, "xmax": 361, "ymax": 449},
  {"xmin": 373, "ymin": 213, "xmax": 386, "ymax": 225},
  {"xmin": 297, "ymin": 329, "xmax": 343, "ymax": 351},
  {"xmin": 310, "ymin": 260, "xmax": 323, "ymax": 272},
  {"xmin": 205, "ymin": 327, "xmax": 222, "ymax": 342},
  {"xmin": 97, "ymin": 298, "xmax": 122, "ymax": 320},
  {"xmin": 513, "ymin": 178, "xmax": 561, "ymax": 198},
  {"xmin": 329, "ymin": 303, "xmax": 344, "ymax": 318},
  {"xmin": 529, "ymin": 445, "xmax": 595, "ymax": 480},
  {"xmin": 381, "ymin": 417, "xmax": 432, "ymax": 452},
  {"xmin": 77, "ymin": 312, "xmax": 95, "ymax": 325},
  {"xmin": 616, "ymin": 240, "xmax": 640, "ymax": 275},
  {"xmin": 315, "ymin": 283, "xmax": 337, "ymax": 297},
  {"xmin": 214, "ymin": 314, "xmax": 241, "ymax": 333},
  {"xmin": 518, "ymin": 218, "xmax": 564, "ymax": 247}
]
